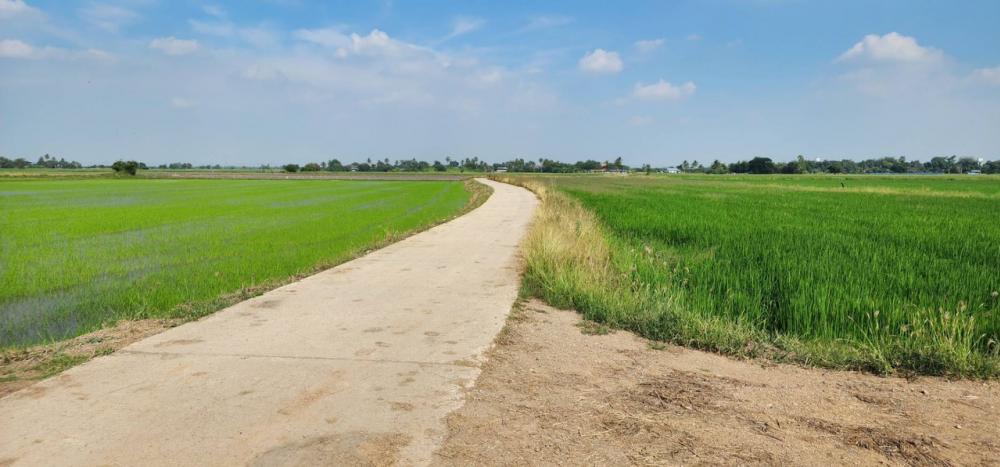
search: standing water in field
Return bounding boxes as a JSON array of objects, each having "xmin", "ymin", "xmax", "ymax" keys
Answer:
[{"xmin": 0, "ymin": 178, "xmax": 472, "ymax": 347}]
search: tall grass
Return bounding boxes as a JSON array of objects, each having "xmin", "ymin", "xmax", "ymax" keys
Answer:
[
  {"xmin": 1, "ymin": 178, "xmax": 477, "ymax": 347},
  {"xmin": 500, "ymin": 174, "xmax": 1000, "ymax": 377}
]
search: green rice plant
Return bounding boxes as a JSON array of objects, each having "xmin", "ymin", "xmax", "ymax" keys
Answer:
[
  {"xmin": 500, "ymin": 174, "xmax": 1000, "ymax": 377},
  {"xmin": 0, "ymin": 178, "xmax": 475, "ymax": 347}
]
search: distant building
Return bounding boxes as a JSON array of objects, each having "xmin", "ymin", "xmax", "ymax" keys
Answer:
[
  {"xmin": 665, "ymin": 167, "xmax": 680, "ymax": 174},
  {"xmin": 495, "ymin": 167, "xmax": 508, "ymax": 173}
]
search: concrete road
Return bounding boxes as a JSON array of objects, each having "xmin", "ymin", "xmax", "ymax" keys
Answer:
[{"xmin": 0, "ymin": 178, "xmax": 537, "ymax": 466}]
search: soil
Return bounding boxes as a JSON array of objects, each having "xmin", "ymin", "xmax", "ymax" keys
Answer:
[
  {"xmin": 0, "ymin": 319, "xmax": 180, "ymax": 397},
  {"xmin": 434, "ymin": 300, "xmax": 1000, "ymax": 466}
]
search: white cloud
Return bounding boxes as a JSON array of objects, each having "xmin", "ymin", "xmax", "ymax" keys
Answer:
[
  {"xmin": 578, "ymin": 48, "xmax": 622, "ymax": 73},
  {"xmin": 0, "ymin": 0, "xmax": 39, "ymax": 19},
  {"xmin": 169, "ymin": 97, "xmax": 196, "ymax": 109},
  {"xmin": 972, "ymin": 66, "xmax": 1000, "ymax": 85},
  {"xmin": 634, "ymin": 38, "xmax": 665, "ymax": 53},
  {"xmin": 837, "ymin": 32, "xmax": 943, "ymax": 64},
  {"xmin": 150, "ymin": 37, "xmax": 200, "ymax": 56},
  {"xmin": 629, "ymin": 116, "xmax": 653, "ymax": 126},
  {"xmin": 0, "ymin": 38, "xmax": 32, "ymax": 58},
  {"xmin": 685, "ymin": 34, "xmax": 702, "ymax": 41},
  {"xmin": 443, "ymin": 16, "xmax": 484, "ymax": 41},
  {"xmin": 80, "ymin": 3, "xmax": 138, "ymax": 32},
  {"xmin": 632, "ymin": 79, "xmax": 696, "ymax": 100},
  {"xmin": 235, "ymin": 25, "xmax": 554, "ymax": 116},
  {"xmin": 333, "ymin": 29, "xmax": 433, "ymax": 60},
  {"xmin": 293, "ymin": 27, "xmax": 349, "ymax": 48},
  {"xmin": 0, "ymin": 38, "xmax": 114, "ymax": 61}
]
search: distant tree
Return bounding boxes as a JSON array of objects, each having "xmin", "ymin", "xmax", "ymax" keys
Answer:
[
  {"xmin": 709, "ymin": 160, "xmax": 728, "ymax": 174},
  {"xmin": 747, "ymin": 157, "xmax": 776, "ymax": 174},
  {"xmin": 728, "ymin": 160, "xmax": 750, "ymax": 173},
  {"xmin": 283, "ymin": 164, "xmax": 300, "ymax": 173},
  {"xmin": 782, "ymin": 160, "xmax": 802, "ymax": 174},
  {"xmin": 956, "ymin": 157, "xmax": 980, "ymax": 173},
  {"xmin": 786, "ymin": 155, "xmax": 809, "ymax": 174},
  {"xmin": 613, "ymin": 157, "xmax": 624, "ymax": 172},
  {"xmin": 327, "ymin": 159, "xmax": 347, "ymax": 172},
  {"xmin": 111, "ymin": 160, "xmax": 140, "ymax": 175},
  {"xmin": 574, "ymin": 159, "xmax": 601, "ymax": 171},
  {"xmin": 924, "ymin": 156, "xmax": 956, "ymax": 173},
  {"xmin": 302, "ymin": 163, "xmax": 321, "ymax": 172},
  {"xmin": 433, "ymin": 160, "xmax": 446, "ymax": 172},
  {"xmin": 374, "ymin": 160, "xmax": 392, "ymax": 171}
]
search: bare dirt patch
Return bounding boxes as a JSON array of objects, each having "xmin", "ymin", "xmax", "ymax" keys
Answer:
[
  {"xmin": 249, "ymin": 431, "xmax": 411, "ymax": 467},
  {"xmin": 434, "ymin": 300, "xmax": 1000, "ymax": 466},
  {"xmin": 0, "ymin": 319, "xmax": 180, "ymax": 397}
]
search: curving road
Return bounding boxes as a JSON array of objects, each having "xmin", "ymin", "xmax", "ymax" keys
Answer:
[{"xmin": 0, "ymin": 178, "xmax": 537, "ymax": 466}]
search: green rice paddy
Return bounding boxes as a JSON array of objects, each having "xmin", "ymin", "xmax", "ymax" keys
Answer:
[
  {"xmin": 523, "ymin": 174, "xmax": 1000, "ymax": 377},
  {"xmin": 0, "ymin": 178, "xmax": 472, "ymax": 347}
]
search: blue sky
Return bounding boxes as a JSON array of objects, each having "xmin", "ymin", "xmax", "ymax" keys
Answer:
[{"xmin": 2, "ymin": 0, "xmax": 999, "ymax": 166}]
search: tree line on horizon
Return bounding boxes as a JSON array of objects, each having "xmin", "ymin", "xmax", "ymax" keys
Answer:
[
  {"xmin": 688, "ymin": 155, "xmax": 1000, "ymax": 174},
  {"xmin": 0, "ymin": 154, "xmax": 83, "ymax": 169},
  {"xmin": 3, "ymin": 153, "xmax": 999, "ymax": 175},
  {"xmin": 258, "ymin": 155, "xmax": 1000, "ymax": 175}
]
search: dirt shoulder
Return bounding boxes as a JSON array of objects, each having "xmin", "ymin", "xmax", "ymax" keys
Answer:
[
  {"xmin": 434, "ymin": 300, "xmax": 1000, "ymax": 466},
  {"xmin": 0, "ymin": 319, "xmax": 180, "ymax": 397}
]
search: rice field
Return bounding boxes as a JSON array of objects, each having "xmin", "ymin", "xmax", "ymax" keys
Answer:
[
  {"xmin": 505, "ymin": 174, "xmax": 1000, "ymax": 377},
  {"xmin": 0, "ymin": 178, "xmax": 473, "ymax": 347}
]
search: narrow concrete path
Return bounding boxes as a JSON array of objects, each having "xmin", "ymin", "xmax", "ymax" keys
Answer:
[{"xmin": 0, "ymin": 179, "xmax": 537, "ymax": 467}]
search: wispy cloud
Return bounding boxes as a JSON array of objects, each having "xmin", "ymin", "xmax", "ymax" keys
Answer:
[
  {"xmin": 0, "ymin": 38, "xmax": 113, "ymax": 61},
  {"xmin": 79, "ymin": 2, "xmax": 138, "ymax": 32},
  {"xmin": 0, "ymin": 0, "xmax": 40, "ymax": 19},
  {"xmin": 0, "ymin": 38, "xmax": 33, "ymax": 58},
  {"xmin": 293, "ymin": 26, "xmax": 348, "ymax": 48},
  {"xmin": 150, "ymin": 37, "xmax": 200, "ymax": 56},
  {"xmin": 634, "ymin": 38, "xmax": 665, "ymax": 53},
  {"xmin": 972, "ymin": 66, "xmax": 1000, "ymax": 85},
  {"xmin": 629, "ymin": 115, "xmax": 653, "ymax": 126},
  {"xmin": 169, "ymin": 97, "xmax": 197, "ymax": 109},
  {"xmin": 190, "ymin": 18, "xmax": 280, "ymax": 48},
  {"xmin": 202, "ymin": 4, "xmax": 226, "ymax": 19},
  {"xmin": 521, "ymin": 15, "xmax": 573, "ymax": 32},
  {"xmin": 631, "ymin": 79, "xmax": 696, "ymax": 100},
  {"xmin": 440, "ymin": 16, "xmax": 484, "ymax": 42}
]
